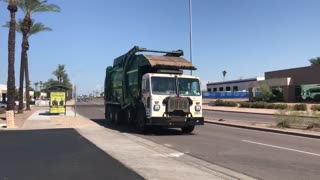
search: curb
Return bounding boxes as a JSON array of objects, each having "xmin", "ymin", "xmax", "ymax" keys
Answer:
[
  {"xmin": 205, "ymin": 120, "xmax": 320, "ymax": 139},
  {"xmin": 203, "ymin": 107, "xmax": 320, "ymax": 119},
  {"xmin": 203, "ymin": 108, "xmax": 274, "ymax": 116}
]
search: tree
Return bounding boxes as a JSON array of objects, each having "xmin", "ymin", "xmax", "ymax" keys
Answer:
[
  {"xmin": 222, "ymin": 70, "xmax": 227, "ymax": 81},
  {"xmin": 39, "ymin": 81, "xmax": 43, "ymax": 91},
  {"xmin": 260, "ymin": 81, "xmax": 272, "ymax": 102},
  {"xmin": 6, "ymin": 0, "xmax": 18, "ymax": 111},
  {"xmin": 16, "ymin": 0, "xmax": 60, "ymax": 111},
  {"xmin": 309, "ymin": 57, "xmax": 320, "ymax": 66},
  {"xmin": 4, "ymin": 19, "xmax": 52, "ymax": 112},
  {"xmin": 34, "ymin": 81, "xmax": 39, "ymax": 91},
  {"xmin": 53, "ymin": 64, "xmax": 66, "ymax": 85}
]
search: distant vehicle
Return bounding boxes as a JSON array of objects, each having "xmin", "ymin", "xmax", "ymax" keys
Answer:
[
  {"xmin": 301, "ymin": 84, "xmax": 320, "ymax": 102},
  {"xmin": 0, "ymin": 102, "xmax": 7, "ymax": 109},
  {"xmin": 77, "ymin": 95, "xmax": 89, "ymax": 102}
]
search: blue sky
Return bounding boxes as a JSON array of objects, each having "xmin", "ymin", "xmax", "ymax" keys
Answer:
[{"xmin": 1, "ymin": 0, "xmax": 320, "ymax": 94}]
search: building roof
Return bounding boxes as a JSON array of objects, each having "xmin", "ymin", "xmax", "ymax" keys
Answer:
[{"xmin": 207, "ymin": 78, "xmax": 261, "ymax": 86}]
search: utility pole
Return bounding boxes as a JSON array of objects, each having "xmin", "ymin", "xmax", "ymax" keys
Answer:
[{"xmin": 189, "ymin": 0, "xmax": 193, "ymax": 75}]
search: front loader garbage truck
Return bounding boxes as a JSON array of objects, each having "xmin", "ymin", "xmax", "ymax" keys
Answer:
[{"xmin": 104, "ymin": 46, "xmax": 204, "ymax": 133}]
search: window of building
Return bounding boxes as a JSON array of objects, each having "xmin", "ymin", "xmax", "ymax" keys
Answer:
[
  {"xmin": 207, "ymin": 88, "xmax": 211, "ymax": 92},
  {"xmin": 233, "ymin": 86, "xmax": 238, "ymax": 91},
  {"xmin": 219, "ymin": 87, "xmax": 224, "ymax": 91},
  {"xmin": 213, "ymin": 88, "xmax": 217, "ymax": 92},
  {"xmin": 226, "ymin": 87, "xmax": 231, "ymax": 91}
]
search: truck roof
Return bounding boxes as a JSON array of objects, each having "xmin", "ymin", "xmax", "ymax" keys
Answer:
[{"xmin": 144, "ymin": 55, "xmax": 196, "ymax": 70}]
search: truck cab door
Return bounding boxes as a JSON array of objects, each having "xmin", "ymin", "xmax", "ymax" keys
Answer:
[{"xmin": 141, "ymin": 77, "xmax": 151, "ymax": 117}]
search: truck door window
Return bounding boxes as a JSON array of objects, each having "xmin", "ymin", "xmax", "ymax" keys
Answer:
[{"xmin": 178, "ymin": 78, "xmax": 201, "ymax": 96}]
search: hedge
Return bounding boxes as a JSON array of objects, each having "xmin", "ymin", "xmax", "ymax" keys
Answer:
[
  {"xmin": 311, "ymin": 105, "xmax": 320, "ymax": 111},
  {"xmin": 215, "ymin": 99, "xmax": 238, "ymax": 107},
  {"xmin": 292, "ymin": 104, "xmax": 307, "ymax": 111}
]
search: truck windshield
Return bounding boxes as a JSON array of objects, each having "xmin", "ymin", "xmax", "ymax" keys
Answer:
[
  {"xmin": 151, "ymin": 77, "xmax": 176, "ymax": 95},
  {"xmin": 178, "ymin": 78, "xmax": 201, "ymax": 96}
]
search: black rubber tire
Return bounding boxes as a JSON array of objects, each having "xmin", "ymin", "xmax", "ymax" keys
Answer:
[
  {"xmin": 125, "ymin": 108, "xmax": 134, "ymax": 125},
  {"xmin": 181, "ymin": 125, "xmax": 195, "ymax": 134},
  {"xmin": 105, "ymin": 105, "xmax": 114, "ymax": 125}
]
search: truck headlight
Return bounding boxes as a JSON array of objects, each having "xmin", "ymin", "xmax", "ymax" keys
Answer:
[
  {"xmin": 154, "ymin": 105, "xmax": 160, "ymax": 111},
  {"xmin": 195, "ymin": 105, "xmax": 201, "ymax": 111}
]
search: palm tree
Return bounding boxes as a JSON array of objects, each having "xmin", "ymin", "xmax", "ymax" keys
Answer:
[
  {"xmin": 222, "ymin": 70, "xmax": 227, "ymax": 82},
  {"xmin": 7, "ymin": 0, "xmax": 60, "ymax": 111},
  {"xmin": 53, "ymin": 64, "xmax": 66, "ymax": 85},
  {"xmin": 34, "ymin": 81, "xmax": 39, "ymax": 91},
  {"xmin": 39, "ymin": 81, "xmax": 43, "ymax": 91},
  {"xmin": 4, "ymin": 19, "xmax": 53, "ymax": 112},
  {"xmin": 6, "ymin": 0, "xmax": 18, "ymax": 111}
]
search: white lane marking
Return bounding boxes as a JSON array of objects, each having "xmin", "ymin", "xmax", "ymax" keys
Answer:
[
  {"xmin": 153, "ymin": 152, "xmax": 185, "ymax": 158},
  {"xmin": 242, "ymin": 140, "xmax": 320, "ymax": 157},
  {"xmin": 169, "ymin": 152, "xmax": 185, "ymax": 158}
]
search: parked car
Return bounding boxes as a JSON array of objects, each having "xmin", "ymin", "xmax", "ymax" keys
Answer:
[{"xmin": 0, "ymin": 102, "xmax": 7, "ymax": 109}]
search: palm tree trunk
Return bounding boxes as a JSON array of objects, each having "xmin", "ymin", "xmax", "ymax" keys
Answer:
[
  {"xmin": 22, "ymin": 16, "xmax": 32, "ymax": 111},
  {"xmin": 25, "ymin": 52, "xmax": 31, "ymax": 110},
  {"xmin": 6, "ymin": 1, "xmax": 17, "ymax": 111},
  {"xmin": 18, "ymin": 40, "xmax": 26, "ymax": 113}
]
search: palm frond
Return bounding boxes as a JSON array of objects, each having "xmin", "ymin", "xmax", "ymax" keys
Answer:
[
  {"xmin": 2, "ymin": 19, "xmax": 23, "ymax": 34},
  {"xmin": 29, "ymin": 22, "xmax": 52, "ymax": 36},
  {"xmin": 3, "ymin": 19, "xmax": 52, "ymax": 36},
  {"xmin": 14, "ymin": 0, "xmax": 60, "ymax": 14}
]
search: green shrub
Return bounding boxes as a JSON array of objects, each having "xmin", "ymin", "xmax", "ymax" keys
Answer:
[
  {"xmin": 239, "ymin": 102, "xmax": 251, "ymax": 108},
  {"xmin": 311, "ymin": 105, "xmax": 320, "ymax": 111},
  {"xmin": 215, "ymin": 99, "xmax": 238, "ymax": 107},
  {"xmin": 292, "ymin": 104, "xmax": 307, "ymax": 111},
  {"xmin": 0, "ymin": 108, "xmax": 5, "ymax": 114},
  {"xmin": 266, "ymin": 103, "xmax": 276, "ymax": 109},
  {"xmin": 251, "ymin": 102, "xmax": 268, "ymax": 109},
  {"xmin": 274, "ymin": 104, "xmax": 288, "ymax": 110}
]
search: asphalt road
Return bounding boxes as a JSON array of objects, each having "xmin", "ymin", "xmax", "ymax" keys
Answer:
[
  {"xmin": 0, "ymin": 129, "xmax": 143, "ymax": 180},
  {"xmin": 76, "ymin": 100, "xmax": 320, "ymax": 180}
]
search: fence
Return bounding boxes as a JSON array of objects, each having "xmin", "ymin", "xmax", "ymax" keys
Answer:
[{"xmin": 203, "ymin": 91, "xmax": 260, "ymax": 99}]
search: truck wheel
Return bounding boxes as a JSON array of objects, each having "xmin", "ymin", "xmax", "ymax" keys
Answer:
[
  {"xmin": 136, "ymin": 108, "xmax": 147, "ymax": 133},
  {"xmin": 125, "ymin": 108, "xmax": 134, "ymax": 125},
  {"xmin": 181, "ymin": 125, "xmax": 195, "ymax": 134},
  {"xmin": 105, "ymin": 106, "xmax": 113, "ymax": 125}
]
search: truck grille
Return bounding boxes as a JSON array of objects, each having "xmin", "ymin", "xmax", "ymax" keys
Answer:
[{"xmin": 167, "ymin": 97, "xmax": 189, "ymax": 113}]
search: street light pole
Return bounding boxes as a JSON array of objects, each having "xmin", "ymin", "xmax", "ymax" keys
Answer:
[{"xmin": 189, "ymin": 0, "xmax": 193, "ymax": 75}]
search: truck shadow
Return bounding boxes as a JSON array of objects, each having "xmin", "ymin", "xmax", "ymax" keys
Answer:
[{"xmin": 90, "ymin": 118, "xmax": 195, "ymax": 136}]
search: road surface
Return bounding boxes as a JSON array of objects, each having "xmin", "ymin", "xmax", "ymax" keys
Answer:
[{"xmin": 75, "ymin": 100, "xmax": 320, "ymax": 180}]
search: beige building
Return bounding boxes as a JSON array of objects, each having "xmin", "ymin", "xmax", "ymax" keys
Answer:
[
  {"xmin": 0, "ymin": 84, "xmax": 7, "ymax": 102},
  {"xmin": 250, "ymin": 65, "xmax": 320, "ymax": 102}
]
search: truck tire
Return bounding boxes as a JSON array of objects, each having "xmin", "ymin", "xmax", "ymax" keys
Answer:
[
  {"xmin": 107, "ymin": 106, "xmax": 115, "ymax": 125},
  {"xmin": 136, "ymin": 108, "xmax": 147, "ymax": 133},
  {"xmin": 181, "ymin": 125, "xmax": 195, "ymax": 134},
  {"xmin": 125, "ymin": 108, "xmax": 134, "ymax": 125}
]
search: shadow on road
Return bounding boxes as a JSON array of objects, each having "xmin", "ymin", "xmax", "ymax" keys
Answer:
[{"xmin": 90, "ymin": 118, "xmax": 195, "ymax": 136}]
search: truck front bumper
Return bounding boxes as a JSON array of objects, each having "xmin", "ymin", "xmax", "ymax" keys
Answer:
[{"xmin": 146, "ymin": 117, "xmax": 204, "ymax": 127}]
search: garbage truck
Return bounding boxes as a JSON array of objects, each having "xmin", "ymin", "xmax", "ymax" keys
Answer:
[{"xmin": 104, "ymin": 46, "xmax": 204, "ymax": 133}]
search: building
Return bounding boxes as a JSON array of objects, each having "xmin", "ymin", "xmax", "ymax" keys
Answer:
[
  {"xmin": 206, "ymin": 77, "xmax": 265, "ymax": 92},
  {"xmin": 0, "ymin": 84, "xmax": 7, "ymax": 102},
  {"xmin": 263, "ymin": 65, "xmax": 320, "ymax": 102}
]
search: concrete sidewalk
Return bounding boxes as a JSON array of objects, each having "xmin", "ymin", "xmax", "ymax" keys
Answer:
[{"xmin": 18, "ymin": 109, "xmax": 255, "ymax": 180}]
